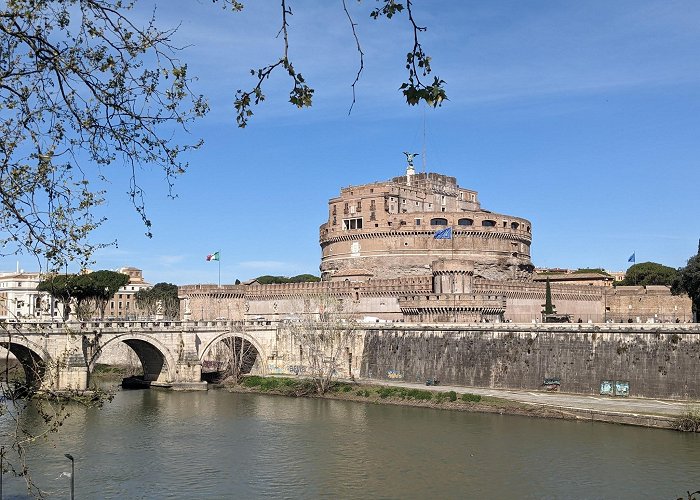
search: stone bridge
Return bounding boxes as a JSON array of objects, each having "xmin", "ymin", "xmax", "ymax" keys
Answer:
[{"xmin": 0, "ymin": 319, "xmax": 284, "ymax": 391}]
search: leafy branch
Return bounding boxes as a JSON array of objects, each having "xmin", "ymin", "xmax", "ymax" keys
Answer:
[
  {"xmin": 371, "ymin": 0, "xmax": 447, "ymax": 106},
  {"xmin": 234, "ymin": 0, "xmax": 313, "ymax": 128}
]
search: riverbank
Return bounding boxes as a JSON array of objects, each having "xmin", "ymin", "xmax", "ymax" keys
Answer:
[{"xmin": 220, "ymin": 376, "xmax": 689, "ymax": 431}]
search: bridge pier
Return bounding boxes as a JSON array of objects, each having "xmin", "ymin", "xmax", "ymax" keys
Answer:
[
  {"xmin": 171, "ymin": 332, "xmax": 207, "ymax": 390},
  {"xmin": 53, "ymin": 329, "xmax": 90, "ymax": 391}
]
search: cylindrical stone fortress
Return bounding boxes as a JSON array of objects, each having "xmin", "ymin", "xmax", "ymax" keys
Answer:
[{"xmin": 319, "ymin": 171, "xmax": 533, "ymax": 281}]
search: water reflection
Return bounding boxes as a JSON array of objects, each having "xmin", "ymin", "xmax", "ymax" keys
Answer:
[{"xmin": 0, "ymin": 389, "xmax": 697, "ymax": 498}]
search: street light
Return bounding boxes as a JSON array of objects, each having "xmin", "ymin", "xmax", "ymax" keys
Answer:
[{"xmin": 64, "ymin": 454, "xmax": 74, "ymax": 499}]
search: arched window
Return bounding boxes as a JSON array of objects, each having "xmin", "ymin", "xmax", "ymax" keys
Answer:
[
  {"xmin": 482, "ymin": 220, "xmax": 496, "ymax": 227},
  {"xmin": 510, "ymin": 222, "xmax": 519, "ymax": 230},
  {"xmin": 430, "ymin": 218, "xmax": 448, "ymax": 226},
  {"xmin": 458, "ymin": 218, "xmax": 473, "ymax": 226}
]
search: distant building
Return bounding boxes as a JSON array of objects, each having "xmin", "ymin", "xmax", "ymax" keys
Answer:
[
  {"xmin": 534, "ymin": 269, "xmax": 615, "ymax": 287},
  {"xmin": 105, "ymin": 267, "xmax": 151, "ymax": 319},
  {"xmin": 0, "ymin": 270, "xmax": 63, "ymax": 321}
]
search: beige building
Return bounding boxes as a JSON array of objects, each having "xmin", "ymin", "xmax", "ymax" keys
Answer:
[
  {"xmin": 534, "ymin": 269, "xmax": 616, "ymax": 287},
  {"xmin": 104, "ymin": 267, "xmax": 151, "ymax": 319},
  {"xmin": 0, "ymin": 270, "xmax": 63, "ymax": 321},
  {"xmin": 320, "ymin": 170, "xmax": 533, "ymax": 281}
]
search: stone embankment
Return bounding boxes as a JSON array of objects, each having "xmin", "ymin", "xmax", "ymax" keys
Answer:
[{"xmin": 224, "ymin": 376, "xmax": 693, "ymax": 431}]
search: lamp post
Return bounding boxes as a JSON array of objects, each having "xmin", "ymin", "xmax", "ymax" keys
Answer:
[
  {"xmin": 64, "ymin": 454, "xmax": 74, "ymax": 499},
  {"xmin": 1, "ymin": 445, "xmax": 4, "ymax": 499}
]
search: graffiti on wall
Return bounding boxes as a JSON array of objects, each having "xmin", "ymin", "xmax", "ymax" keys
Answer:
[
  {"xmin": 387, "ymin": 370, "xmax": 403, "ymax": 380},
  {"xmin": 600, "ymin": 380, "xmax": 630, "ymax": 397}
]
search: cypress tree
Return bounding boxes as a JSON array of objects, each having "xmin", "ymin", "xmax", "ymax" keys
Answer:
[{"xmin": 543, "ymin": 277, "xmax": 555, "ymax": 315}]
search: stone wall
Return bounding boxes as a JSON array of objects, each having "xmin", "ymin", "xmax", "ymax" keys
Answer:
[{"xmin": 360, "ymin": 324, "xmax": 700, "ymax": 399}]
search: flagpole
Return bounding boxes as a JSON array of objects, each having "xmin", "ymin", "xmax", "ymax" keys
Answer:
[{"xmin": 218, "ymin": 250, "xmax": 221, "ymax": 288}]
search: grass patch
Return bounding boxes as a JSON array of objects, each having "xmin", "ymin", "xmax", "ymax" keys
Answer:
[{"xmin": 356, "ymin": 389, "xmax": 371, "ymax": 397}]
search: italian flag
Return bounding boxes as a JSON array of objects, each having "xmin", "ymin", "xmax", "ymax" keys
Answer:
[{"xmin": 206, "ymin": 252, "xmax": 220, "ymax": 261}]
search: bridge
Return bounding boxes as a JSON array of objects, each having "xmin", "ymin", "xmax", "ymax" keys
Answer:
[{"xmin": 0, "ymin": 319, "xmax": 284, "ymax": 391}]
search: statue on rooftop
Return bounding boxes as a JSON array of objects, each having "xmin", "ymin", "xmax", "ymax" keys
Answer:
[{"xmin": 403, "ymin": 151, "xmax": 419, "ymax": 167}]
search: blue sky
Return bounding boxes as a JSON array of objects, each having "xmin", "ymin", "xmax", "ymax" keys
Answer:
[{"xmin": 6, "ymin": 1, "xmax": 700, "ymax": 284}]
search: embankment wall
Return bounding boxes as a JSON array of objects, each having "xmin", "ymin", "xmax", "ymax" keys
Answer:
[{"xmin": 360, "ymin": 324, "xmax": 700, "ymax": 400}]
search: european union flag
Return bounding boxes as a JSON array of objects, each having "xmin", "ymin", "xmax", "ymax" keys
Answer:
[
  {"xmin": 628, "ymin": 252, "xmax": 635, "ymax": 263},
  {"xmin": 434, "ymin": 227, "xmax": 453, "ymax": 239}
]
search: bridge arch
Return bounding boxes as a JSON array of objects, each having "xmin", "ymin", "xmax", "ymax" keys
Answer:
[
  {"xmin": 87, "ymin": 333, "xmax": 178, "ymax": 384},
  {"xmin": 200, "ymin": 330, "xmax": 267, "ymax": 378},
  {"xmin": 0, "ymin": 335, "xmax": 51, "ymax": 389}
]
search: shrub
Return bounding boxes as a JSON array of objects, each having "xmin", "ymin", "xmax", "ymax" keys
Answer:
[
  {"xmin": 331, "ymin": 382, "xmax": 353, "ymax": 393},
  {"xmin": 377, "ymin": 387, "xmax": 397, "ymax": 399},
  {"xmin": 448, "ymin": 390, "xmax": 457, "ymax": 402},
  {"xmin": 674, "ymin": 406, "xmax": 700, "ymax": 432},
  {"xmin": 400, "ymin": 388, "xmax": 432, "ymax": 400},
  {"xmin": 461, "ymin": 393, "xmax": 482, "ymax": 403},
  {"xmin": 356, "ymin": 389, "xmax": 370, "ymax": 397}
]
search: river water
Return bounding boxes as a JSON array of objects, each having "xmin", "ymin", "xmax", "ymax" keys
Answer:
[{"xmin": 1, "ymin": 387, "xmax": 698, "ymax": 499}]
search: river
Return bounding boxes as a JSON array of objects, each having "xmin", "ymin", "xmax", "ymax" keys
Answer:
[{"xmin": 1, "ymin": 387, "xmax": 698, "ymax": 499}]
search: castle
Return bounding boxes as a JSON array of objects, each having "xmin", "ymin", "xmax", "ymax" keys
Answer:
[{"xmin": 179, "ymin": 164, "xmax": 691, "ymax": 324}]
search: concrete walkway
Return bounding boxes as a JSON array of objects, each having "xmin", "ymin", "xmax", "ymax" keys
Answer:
[{"xmin": 364, "ymin": 379, "xmax": 695, "ymax": 417}]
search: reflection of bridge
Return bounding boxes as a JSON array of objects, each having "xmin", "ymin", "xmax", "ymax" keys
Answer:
[{"xmin": 0, "ymin": 319, "xmax": 280, "ymax": 391}]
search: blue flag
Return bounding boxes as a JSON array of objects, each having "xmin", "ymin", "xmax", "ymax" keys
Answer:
[
  {"xmin": 628, "ymin": 252, "xmax": 635, "ymax": 263},
  {"xmin": 434, "ymin": 227, "xmax": 453, "ymax": 240}
]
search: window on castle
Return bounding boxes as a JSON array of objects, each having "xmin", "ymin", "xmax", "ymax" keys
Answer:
[
  {"xmin": 458, "ymin": 218, "xmax": 473, "ymax": 226},
  {"xmin": 343, "ymin": 218, "xmax": 363, "ymax": 230},
  {"xmin": 482, "ymin": 220, "xmax": 496, "ymax": 227},
  {"xmin": 415, "ymin": 218, "xmax": 421, "ymax": 226},
  {"xmin": 511, "ymin": 222, "xmax": 519, "ymax": 230},
  {"xmin": 430, "ymin": 218, "xmax": 448, "ymax": 226}
]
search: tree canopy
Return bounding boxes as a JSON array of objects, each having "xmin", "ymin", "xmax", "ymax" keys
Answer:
[
  {"xmin": 615, "ymin": 262, "xmax": 678, "ymax": 286},
  {"xmin": 673, "ymin": 241, "xmax": 700, "ymax": 321},
  {"xmin": 254, "ymin": 274, "xmax": 321, "ymax": 284},
  {"xmin": 0, "ymin": 1, "xmax": 444, "ymax": 271},
  {"xmin": 134, "ymin": 282, "xmax": 180, "ymax": 319},
  {"xmin": 37, "ymin": 270, "xmax": 129, "ymax": 319}
]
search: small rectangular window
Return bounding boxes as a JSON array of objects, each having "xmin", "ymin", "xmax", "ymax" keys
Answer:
[{"xmin": 415, "ymin": 218, "xmax": 421, "ymax": 226}]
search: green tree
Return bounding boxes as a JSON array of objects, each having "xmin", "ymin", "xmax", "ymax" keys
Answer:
[
  {"xmin": 254, "ymin": 274, "xmax": 321, "ymax": 284},
  {"xmin": 38, "ymin": 270, "xmax": 129, "ymax": 319},
  {"xmin": 83, "ymin": 270, "xmax": 131, "ymax": 319},
  {"xmin": 617, "ymin": 262, "xmax": 679, "ymax": 286},
  {"xmin": 134, "ymin": 282, "xmax": 180, "ymax": 319},
  {"xmin": 542, "ymin": 277, "xmax": 555, "ymax": 315},
  {"xmin": 1, "ymin": 0, "xmax": 444, "ymax": 271},
  {"xmin": 673, "ymin": 241, "xmax": 700, "ymax": 322}
]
